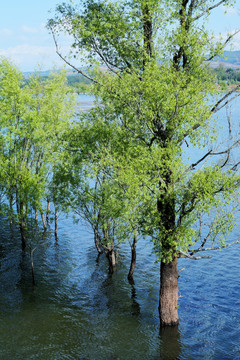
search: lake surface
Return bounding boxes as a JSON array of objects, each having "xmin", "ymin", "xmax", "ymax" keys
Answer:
[{"xmin": 0, "ymin": 94, "xmax": 240, "ymax": 360}]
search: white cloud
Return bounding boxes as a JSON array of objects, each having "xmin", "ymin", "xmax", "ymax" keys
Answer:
[
  {"xmin": 0, "ymin": 44, "xmax": 63, "ymax": 71},
  {"xmin": 21, "ymin": 24, "xmax": 47, "ymax": 34},
  {"xmin": 21, "ymin": 25, "xmax": 39, "ymax": 34},
  {"xmin": 0, "ymin": 28, "xmax": 13, "ymax": 36}
]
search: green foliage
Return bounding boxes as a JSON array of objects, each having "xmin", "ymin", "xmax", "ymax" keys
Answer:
[
  {"xmin": 0, "ymin": 58, "xmax": 75, "ymax": 226},
  {"xmin": 49, "ymin": 0, "xmax": 240, "ymax": 263}
]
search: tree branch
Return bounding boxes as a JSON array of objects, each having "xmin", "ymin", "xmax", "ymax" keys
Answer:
[
  {"xmin": 49, "ymin": 26, "xmax": 99, "ymax": 84},
  {"xmin": 193, "ymin": 0, "xmax": 229, "ymax": 21},
  {"xmin": 206, "ymin": 30, "xmax": 240, "ymax": 62},
  {"xmin": 190, "ymin": 240, "xmax": 240, "ymax": 253},
  {"xmin": 177, "ymin": 250, "xmax": 212, "ymax": 259},
  {"xmin": 211, "ymin": 86, "xmax": 240, "ymax": 113}
]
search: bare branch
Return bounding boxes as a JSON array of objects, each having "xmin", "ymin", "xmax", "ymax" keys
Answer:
[
  {"xmin": 192, "ymin": 240, "xmax": 240, "ymax": 253},
  {"xmin": 185, "ymin": 149, "xmax": 212, "ymax": 172},
  {"xmin": 91, "ymin": 35, "xmax": 122, "ymax": 77},
  {"xmin": 206, "ymin": 30, "xmax": 240, "ymax": 61},
  {"xmin": 49, "ymin": 26, "xmax": 99, "ymax": 84},
  {"xmin": 193, "ymin": 0, "xmax": 229, "ymax": 21},
  {"xmin": 190, "ymin": 215, "xmax": 217, "ymax": 254},
  {"xmin": 231, "ymin": 161, "xmax": 240, "ymax": 171},
  {"xmin": 211, "ymin": 86, "xmax": 240, "ymax": 113},
  {"xmin": 211, "ymin": 139, "xmax": 240, "ymax": 155},
  {"xmin": 177, "ymin": 250, "xmax": 212, "ymax": 259},
  {"xmin": 226, "ymin": 104, "xmax": 232, "ymax": 136},
  {"xmin": 180, "ymin": 87, "xmax": 240, "ymax": 142}
]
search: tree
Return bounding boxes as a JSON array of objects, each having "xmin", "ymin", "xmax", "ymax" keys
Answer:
[
  {"xmin": 0, "ymin": 58, "xmax": 75, "ymax": 249},
  {"xmin": 52, "ymin": 105, "xmax": 141, "ymax": 276},
  {"xmin": 48, "ymin": 0, "xmax": 240, "ymax": 326}
]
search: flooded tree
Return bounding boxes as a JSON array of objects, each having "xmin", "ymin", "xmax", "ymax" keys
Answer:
[
  {"xmin": 51, "ymin": 111, "xmax": 139, "ymax": 275},
  {"xmin": 49, "ymin": 0, "xmax": 240, "ymax": 326},
  {"xmin": 0, "ymin": 59, "xmax": 75, "ymax": 250}
]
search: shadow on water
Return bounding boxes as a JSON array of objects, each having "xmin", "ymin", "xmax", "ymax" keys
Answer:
[
  {"xmin": 159, "ymin": 325, "xmax": 182, "ymax": 360},
  {"xmin": 128, "ymin": 278, "xmax": 141, "ymax": 316}
]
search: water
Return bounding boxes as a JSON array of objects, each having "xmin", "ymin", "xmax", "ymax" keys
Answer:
[{"xmin": 0, "ymin": 94, "xmax": 240, "ymax": 360}]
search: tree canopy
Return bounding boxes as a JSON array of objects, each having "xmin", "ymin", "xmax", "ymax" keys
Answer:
[{"xmin": 46, "ymin": 0, "xmax": 240, "ymax": 325}]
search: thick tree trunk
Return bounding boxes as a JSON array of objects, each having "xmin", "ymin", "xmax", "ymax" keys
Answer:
[
  {"xmin": 128, "ymin": 236, "xmax": 137, "ymax": 281},
  {"xmin": 159, "ymin": 257, "xmax": 179, "ymax": 327}
]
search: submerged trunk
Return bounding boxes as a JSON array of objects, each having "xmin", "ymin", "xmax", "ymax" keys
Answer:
[
  {"xmin": 157, "ymin": 171, "xmax": 178, "ymax": 326},
  {"xmin": 54, "ymin": 203, "xmax": 57, "ymax": 238},
  {"xmin": 30, "ymin": 247, "xmax": 36, "ymax": 285},
  {"xmin": 128, "ymin": 236, "xmax": 137, "ymax": 281},
  {"xmin": 19, "ymin": 220, "xmax": 27, "ymax": 250},
  {"xmin": 159, "ymin": 257, "xmax": 179, "ymax": 327},
  {"xmin": 105, "ymin": 248, "xmax": 116, "ymax": 274}
]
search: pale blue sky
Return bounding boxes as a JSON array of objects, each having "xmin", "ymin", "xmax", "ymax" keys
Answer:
[{"xmin": 0, "ymin": 0, "xmax": 239, "ymax": 71}]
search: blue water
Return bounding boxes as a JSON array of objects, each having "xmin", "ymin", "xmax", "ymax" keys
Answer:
[{"xmin": 0, "ymin": 94, "xmax": 240, "ymax": 359}]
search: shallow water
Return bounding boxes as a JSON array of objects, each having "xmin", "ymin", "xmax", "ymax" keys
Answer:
[
  {"xmin": 0, "ymin": 215, "xmax": 240, "ymax": 360},
  {"xmin": 0, "ymin": 94, "xmax": 240, "ymax": 359}
]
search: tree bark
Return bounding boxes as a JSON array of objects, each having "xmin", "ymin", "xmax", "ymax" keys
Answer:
[
  {"xmin": 94, "ymin": 229, "xmax": 102, "ymax": 254},
  {"xmin": 19, "ymin": 220, "xmax": 27, "ymax": 250},
  {"xmin": 157, "ymin": 167, "xmax": 179, "ymax": 326},
  {"xmin": 128, "ymin": 236, "xmax": 137, "ymax": 281},
  {"xmin": 46, "ymin": 199, "xmax": 50, "ymax": 223},
  {"xmin": 9, "ymin": 192, "xmax": 13, "ymax": 225},
  {"xmin": 159, "ymin": 257, "xmax": 179, "ymax": 327},
  {"xmin": 19, "ymin": 201, "xmax": 27, "ymax": 250},
  {"xmin": 41, "ymin": 212, "xmax": 47, "ymax": 230},
  {"xmin": 106, "ymin": 248, "xmax": 116, "ymax": 274},
  {"xmin": 34, "ymin": 208, "xmax": 38, "ymax": 223}
]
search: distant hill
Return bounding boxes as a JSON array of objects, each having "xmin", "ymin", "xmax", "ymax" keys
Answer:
[
  {"xmin": 22, "ymin": 50, "xmax": 240, "ymax": 79},
  {"xmin": 23, "ymin": 69, "xmax": 78, "ymax": 79},
  {"xmin": 211, "ymin": 50, "xmax": 240, "ymax": 68}
]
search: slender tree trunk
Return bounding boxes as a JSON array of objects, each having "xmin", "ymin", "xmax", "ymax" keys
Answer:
[
  {"xmin": 34, "ymin": 208, "xmax": 38, "ymax": 223},
  {"xmin": 20, "ymin": 220, "xmax": 26, "ymax": 250},
  {"xmin": 30, "ymin": 247, "xmax": 36, "ymax": 285},
  {"xmin": 19, "ymin": 201, "xmax": 27, "ymax": 250},
  {"xmin": 94, "ymin": 229, "xmax": 102, "ymax": 254},
  {"xmin": 106, "ymin": 248, "xmax": 116, "ymax": 274},
  {"xmin": 41, "ymin": 212, "xmax": 47, "ymax": 230},
  {"xmin": 54, "ymin": 203, "xmax": 57, "ymax": 238},
  {"xmin": 159, "ymin": 256, "xmax": 179, "ymax": 327},
  {"xmin": 128, "ymin": 236, "xmax": 137, "ymax": 281},
  {"xmin": 9, "ymin": 192, "xmax": 13, "ymax": 225},
  {"xmin": 46, "ymin": 199, "xmax": 50, "ymax": 223}
]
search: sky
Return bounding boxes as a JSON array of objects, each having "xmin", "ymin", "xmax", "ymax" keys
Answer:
[{"xmin": 0, "ymin": 0, "xmax": 239, "ymax": 72}]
